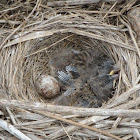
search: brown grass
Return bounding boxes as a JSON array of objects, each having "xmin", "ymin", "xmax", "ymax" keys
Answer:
[{"xmin": 0, "ymin": 0, "xmax": 140, "ymax": 139}]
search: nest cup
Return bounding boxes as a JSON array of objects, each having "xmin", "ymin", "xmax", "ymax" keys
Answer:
[
  {"xmin": 1, "ymin": 25, "xmax": 135, "ymax": 103},
  {"xmin": 0, "ymin": 1, "xmax": 140, "ymax": 139},
  {"xmin": 1, "ymin": 34, "xmax": 120, "ymax": 102}
]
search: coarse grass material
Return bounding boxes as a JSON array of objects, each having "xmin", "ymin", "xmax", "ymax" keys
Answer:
[{"xmin": 0, "ymin": 0, "xmax": 140, "ymax": 140}]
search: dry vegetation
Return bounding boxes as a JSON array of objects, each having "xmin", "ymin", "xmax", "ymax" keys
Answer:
[{"xmin": 0, "ymin": 0, "xmax": 140, "ymax": 140}]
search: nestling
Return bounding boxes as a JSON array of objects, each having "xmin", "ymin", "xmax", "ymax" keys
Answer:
[{"xmin": 50, "ymin": 47, "xmax": 119, "ymax": 108}]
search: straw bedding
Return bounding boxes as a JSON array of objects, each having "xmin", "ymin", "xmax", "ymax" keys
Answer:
[{"xmin": 0, "ymin": 0, "xmax": 140, "ymax": 139}]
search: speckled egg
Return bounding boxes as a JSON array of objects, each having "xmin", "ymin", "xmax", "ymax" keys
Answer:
[{"xmin": 35, "ymin": 75, "xmax": 60, "ymax": 98}]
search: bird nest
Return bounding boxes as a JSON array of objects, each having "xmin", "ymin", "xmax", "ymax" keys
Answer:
[{"xmin": 0, "ymin": 0, "xmax": 140, "ymax": 140}]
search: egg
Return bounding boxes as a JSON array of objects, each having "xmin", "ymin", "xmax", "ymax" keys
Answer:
[{"xmin": 35, "ymin": 75, "xmax": 60, "ymax": 98}]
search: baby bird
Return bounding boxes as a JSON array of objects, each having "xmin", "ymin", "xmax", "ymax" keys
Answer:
[{"xmin": 50, "ymin": 47, "xmax": 119, "ymax": 108}]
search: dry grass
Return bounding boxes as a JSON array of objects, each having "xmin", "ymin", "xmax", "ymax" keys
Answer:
[{"xmin": 0, "ymin": 0, "xmax": 140, "ymax": 139}]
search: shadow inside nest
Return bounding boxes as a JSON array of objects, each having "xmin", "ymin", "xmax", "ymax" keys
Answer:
[
  {"xmin": 44, "ymin": 44, "xmax": 120, "ymax": 108},
  {"xmin": 22, "ymin": 34, "xmax": 120, "ymax": 108}
]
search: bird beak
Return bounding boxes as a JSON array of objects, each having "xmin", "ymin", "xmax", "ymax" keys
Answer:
[
  {"xmin": 109, "ymin": 65, "xmax": 120, "ymax": 76},
  {"xmin": 108, "ymin": 66, "xmax": 120, "ymax": 88}
]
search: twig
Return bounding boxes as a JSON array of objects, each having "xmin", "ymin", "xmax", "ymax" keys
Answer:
[
  {"xmin": 3, "ymin": 28, "xmax": 136, "ymax": 52},
  {"xmin": 0, "ymin": 119, "xmax": 32, "ymax": 140},
  {"xmin": 3, "ymin": 29, "xmax": 69, "ymax": 48},
  {"xmin": 103, "ymin": 1, "xmax": 118, "ymax": 19},
  {"xmin": 0, "ymin": 5, "xmax": 21, "ymax": 13},
  {"xmin": 106, "ymin": 84, "xmax": 140, "ymax": 108},
  {"xmin": 60, "ymin": 122, "xmax": 72, "ymax": 140},
  {"xmin": 97, "ymin": 120, "xmax": 140, "ymax": 128},
  {"xmin": 0, "ymin": 20, "xmax": 21, "ymax": 25},
  {"xmin": 70, "ymin": 29, "xmax": 136, "ymax": 51},
  {"xmin": 0, "ymin": 99, "xmax": 140, "ymax": 117},
  {"xmin": 0, "ymin": 94, "xmax": 138, "ymax": 139},
  {"xmin": 131, "ymin": 120, "xmax": 140, "ymax": 139},
  {"xmin": 62, "ymin": 9, "xmax": 121, "ymax": 15},
  {"xmin": 0, "ymin": 0, "xmax": 41, "ymax": 49},
  {"xmin": 47, "ymin": 0, "xmax": 100, "ymax": 7},
  {"xmin": 32, "ymin": 110, "xmax": 123, "ymax": 140},
  {"xmin": 47, "ymin": 0, "xmax": 119, "ymax": 7},
  {"xmin": 109, "ymin": 127, "xmax": 140, "ymax": 135},
  {"xmin": 6, "ymin": 107, "xmax": 17, "ymax": 125},
  {"xmin": 120, "ymin": 18, "xmax": 140, "ymax": 58}
]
